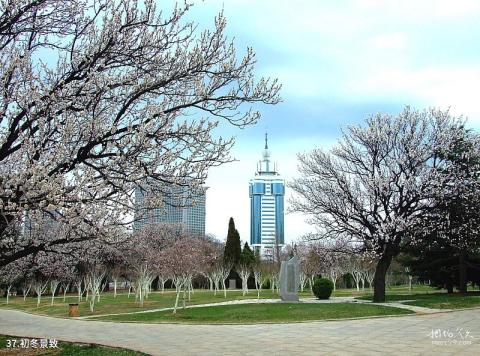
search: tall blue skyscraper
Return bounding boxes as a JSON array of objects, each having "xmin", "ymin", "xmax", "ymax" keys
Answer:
[
  {"xmin": 134, "ymin": 184, "xmax": 207, "ymax": 236},
  {"xmin": 249, "ymin": 134, "xmax": 285, "ymax": 258}
]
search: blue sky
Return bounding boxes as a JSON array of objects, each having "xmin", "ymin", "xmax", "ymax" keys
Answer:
[{"xmin": 188, "ymin": 0, "xmax": 480, "ymax": 243}]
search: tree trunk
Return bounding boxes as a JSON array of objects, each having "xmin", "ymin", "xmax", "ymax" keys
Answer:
[
  {"xmin": 23, "ymin": 287, "xmax": 30, "ymax": 301},
  {"xmin": 182, "ymin": 287, "xmax": 186, "ymax": 309},
  {"xmin": 173, "ymin": 282, "xmax": 182, "ymax": 315},
  {"xmin": 446, "ymin": 280, "xmax": 454, "ymax": 294},
  {"xmin": 77, "ymin": 282, "xmax": 82, "ymax": 302},
  {"xmin": 458, "ymin": 248, "xmax": 467, "ymax": 294},
  {"xmin": 50, "ymin": 281, "xmax": 59, "ymax": 306},
  {"xmin": 63, "ymin": 285, "xmax": 68, "ymax": 302},
  {"xmin": 6, "ymin": 285, "xmax": 12, "ymax": 304},
  {"xmin": 373, "ymin": 250, "xmax": 394, "ymax": 302}
]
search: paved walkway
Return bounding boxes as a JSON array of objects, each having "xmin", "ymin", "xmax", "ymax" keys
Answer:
[
  {"xmin": 367, "ymin": 301, "xmax": 449, "ymax": 314},
  {"xmin": 1, "ymin": 308, "xmax": 478, "ymax": 355}
]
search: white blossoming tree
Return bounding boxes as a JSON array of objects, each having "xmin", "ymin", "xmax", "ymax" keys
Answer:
[
  {"xmin": 291, "ymin": 107, "xmax": 466, "ymax": 302},
  {"xmin": 128, "ymin": 223, "xmax": 190, "ymax": 307},
  {"xmin": 159, "ymin": 237, "xmax": 207, "ymax": 314},
  {"xmin": 0, "ymin": 0, "xmax": 281, "ymax": 267}
]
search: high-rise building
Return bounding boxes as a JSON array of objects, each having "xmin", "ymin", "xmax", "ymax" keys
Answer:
[
  {"xmin": 23, "ymin": 210, "xmax": 61, "ymax": 238},
  {"xmin": 249, "ymin": 134, "xmax": 285, "ymax": 258},
  {"xmin": 134, "ymin": 183, "xmax": 207, "ymax": 236}
]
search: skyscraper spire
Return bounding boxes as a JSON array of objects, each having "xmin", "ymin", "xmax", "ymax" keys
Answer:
[{"xmin": 265, "ymin": 132, "xmax": 268, "ymax": 149}]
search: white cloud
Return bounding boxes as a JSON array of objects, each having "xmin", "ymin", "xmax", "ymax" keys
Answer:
[
  {"xmin": 369, "ymin": 33, "xmax": 407, "ymax": 51},
  {"xmin": 352, "ymin": 66, "xmax": 480, "ymax": 123},
  {"xmin": 197, "ymin": 0, "xmax": 480, "ymax": 242},
  {"xmin": 354, "ymin": 0, "xmax": 480, "ymax": 20}
]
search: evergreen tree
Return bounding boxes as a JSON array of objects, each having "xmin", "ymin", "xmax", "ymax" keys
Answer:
[
  {"xmin": 240, "ymin": 242, "xmax": 256, "ymax": 267},
  {"xmin": 401, "ymin": 240, "xmax": 480, "ymax": 293},
  {"xmin": 224, "ymin": 218, "xmax": 241, "ymax": 266},
  {"xmin": 425, "ymin": 128, "xmax": 480, "ymax": 292},
  {"xmin": 401, "ymin": 128, "xmax": 480, "ymax": 293}
]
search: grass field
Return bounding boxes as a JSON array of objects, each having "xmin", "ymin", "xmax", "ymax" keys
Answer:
[
  {"xmin": 0, "ymin": 284, "xmax": 434, "ymax": 317},
  {"xmin": 331, "ymin": 284, "xmax": 444, "ymax": 297},
  {"xmin": 355, "ymin": 292, "xmax": 480, "ymax": 309},
  {"xmin": 95, "ymin": 302, "xmax": 413, "ymax": 323},
  {"xmin": 0, "ymin": 289, "xmax": 282, "ymax": 318},
  {"xmin": 403, "ymin": 293, "xmax": 480, "ymax": 309},
  {"xmin": 0, "ymin": 285, "xmax": 473, "ymax": 320},
  {"xmin": 0, "ymin": 334, "xmax": 145, "ymax": 355}
]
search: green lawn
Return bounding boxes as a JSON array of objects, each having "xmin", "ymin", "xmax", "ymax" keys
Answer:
[
  {"xmin": 0, "ymin": 289, "xmax": 284, "ymax": 318},
  {"xmin": 404, "ymin": 293, "xmax": 480, "ymax": 309},
  {"xmin": 302, "ymin": 284, "xmax": 441, "ymax": 299},
  {"xmin": 356, "ymin": 292, "xmax": 480, "ymax": 309},
  {"xmin": 0, "ymin": 289, "xmax": 352, "ymax": 319},
  {"xmin": 96, "ymin": 303, "xmax": 413, "ymax": 323},
  {"xmin": 0, "ymin": 285, "xmax": 459, "ymax": 320},
  {"xmin": 334, "ymin": 284, "xmax": 445, "ymax": 298},
  {"xmin": 0, "ymin": 334, "xmax": 145, "ymax": 355}
]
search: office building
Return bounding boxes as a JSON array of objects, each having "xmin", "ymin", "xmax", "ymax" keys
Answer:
[
  {"xmin": 134, "ymin": 183, "xmax": 207, "ymax": 236},
  {"xmin": 249, "ymin": 134, "xmax": 285, "ymax": 258}
]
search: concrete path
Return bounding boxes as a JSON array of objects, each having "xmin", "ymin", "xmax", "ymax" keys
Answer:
[
  {"xmin": 368, "ymin": 301, "xmax": 449, "ymax": 314},
  {"xmin": 1, "ymin": 308, "xmax": 479, "ymax": 355},
  {"xmin": 301, "ymin": 297, "xmax": 448, "ymax": 314}
]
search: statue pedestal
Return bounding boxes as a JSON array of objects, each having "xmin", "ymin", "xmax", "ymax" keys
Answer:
[{"xmin": 280, "ymin": 256, "xmax": 300, "ymax": 302}]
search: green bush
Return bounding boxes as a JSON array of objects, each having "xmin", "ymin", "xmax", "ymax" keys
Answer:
[{"xmin": 312, "ymin": 278, "xmax": 334, "ymax": 299}]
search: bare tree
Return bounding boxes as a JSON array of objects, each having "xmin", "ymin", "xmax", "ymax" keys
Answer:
[
  {"xmin": 85, "ymin": 267, "xmax": 106, "ymax": 312},
  {"xmin": 108, "ymin": 265, "xmax": 124, "ymax": 299},
  {"xmin": 252, "ymin": 266, "xmax": 262, "ymax": 301},
  {"xmin": 0, "ymin": 261, "xmax": 21, "ymax": 304},
  {"xmin": 296, "ymin": 242, "xmax": 323, "ymax": 294},
  {"xmin": 349, "ymin": 258, "xmax": 363, "ymax": 292},
  {"xmin": 238, "ymin": 262, "xmax": 251, "ymax": 296},
  {"xmin": 0, "ymin": 0, "xmax": 281, "ymax": 267},
  {"xmin": 404, "ymin": 266, "xmax": 413, "ymax": 292},
  {"xmin": 219, "ymin": 263, "xmax": 232, "ymax": 299},
  {"xmin": 252, "ymin": 256, "xmax": 272, "ymax": 301},
  {"xmin": 60, "ymin": 266, "xmax": 75, "ymax": 302},
  {"xmin": 291, "ymin": 108, "xmax": 464, "ymax": 301},
  {"xmin": 363, "ymin": 262, "xmax": 376, "ymax": 291},
  {"xmin": 31, "ymin": 278, "xmax": 49, "ymax": 307},
  {"xmin": 20, "ymin": 277, "xmax": 32, "ymax": 302},
  {"xmin": 197, "ymin": 236, "xmax": 225, "ymax": 295}
]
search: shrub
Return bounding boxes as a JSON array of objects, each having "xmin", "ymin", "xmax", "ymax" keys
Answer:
[{"xmin": 312, "ymin": 278, "xmax": 334, "ymax": 299}]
